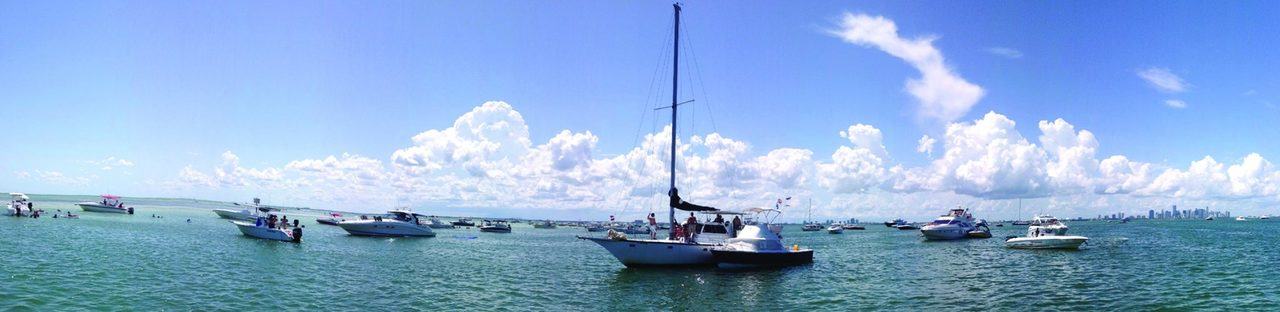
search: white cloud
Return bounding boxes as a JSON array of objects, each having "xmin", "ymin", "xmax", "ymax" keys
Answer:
[
  {"xmin": 831, "ymin": 13, "xmax": 985, "ymax": 123},
  {"xmin": 1137, "ymin": 67, "xmax": 1188, "ymax": 93},
  {"xmin": 1140, "ymin": 154, "xmax": 1280, "ymax": 199},
  {"xmin": 1164, "ymin": 99, "xmax": 1187, "ymax": 109},
  {"xmin": 916, "ymin": 135, "xmax": 936, "ymax": 157},
  {"xmin": 90, "ymin": 156, "xmax": 135, "ymax": 171},
  {"xmin": 18, "ymin": 170, "xmax": 93, "ymax": 186},
  {"xmin": 390, "ymin": 101, "xmax": 532, "ymax": 177},
  {"xmin": 819, "ymin": 124, "xmax": 888, "ymax": 193},
  {"xmin": 985, "ymin": 47, "xmax": 1023, "ymax": 59}
]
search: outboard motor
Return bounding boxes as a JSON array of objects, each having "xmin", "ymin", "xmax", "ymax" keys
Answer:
[
  {"xmin": 127, "ymin": 207, "xmax": 135, "ymax": 215},
  {"xmin": 291, "ymin": 226, "xmax": 303, "ymax": 243}
]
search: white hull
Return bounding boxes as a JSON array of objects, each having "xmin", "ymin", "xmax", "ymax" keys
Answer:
[
  {"xmin": 231, "ymin": 221, "xmax": 297, "ymax": 242},
  {"xmin": 579, "ymin": 237, "xmax": 715, "ymax": 266},
  {"xmin": 77, "ymin": 203, "xmax": 129, "ymax": 214},
  {"xmin": 213, "ymin": 209, "xmax": 257, "ymax": 221},
  {"xmin": 337, "ymin": 220, "xmax": 436, "ymax": 237},
  {"xmin": 1005, "ymin": 236, "xmax": 1088, "ymax": 249},
  {"xmin": 921, "ymin": 224, "xmax": 972, "ymax": 240},
  {"xmin": 826, "ymin": 227, "xmax": 843, "ymax": 234}
]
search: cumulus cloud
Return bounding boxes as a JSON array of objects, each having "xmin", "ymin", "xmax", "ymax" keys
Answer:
[
  {"xmin": 90, "ymin": 156, "xmax": 135, "ymax": 171},
  {"xmin": 16, "ymin": 170, "xmax": 94, "ymax": 186},
  {"xmin": 819, "ymin": 124, "xmax": 888, "ymax": 193},
  {"xmin": 916, "ymin": 135, "xmax": 936, "ymax": 157},
  {"xmin": 390, "ymin": 101, "xmax": 532, "ymax": 177},
  {"xmin": 1139, "ymin": 154, "xmax": 1280, "ymax": 199},
  {"xmin": 1137, "ymin": 67, "xmax": 1188, "ymax": 93},
  {"xmin": 831, "ymin": 13, "xmax": 985, "ymax": 123}
]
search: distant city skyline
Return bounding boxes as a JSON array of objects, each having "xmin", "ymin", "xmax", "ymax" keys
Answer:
[{"xmin": 3, "ymin": 1, "xmax": 1279, "ymax": 221}]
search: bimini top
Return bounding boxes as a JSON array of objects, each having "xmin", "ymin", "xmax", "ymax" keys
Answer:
[
  {"xmin": 9, "ymin": 193, "xmax": 28, "ymax": 201},
  {"xmin": 741, "ymin": 207, "xmax": 779, "ymax": 214},
  {"xmin": 388, "ymin": 210, "xmax": 429, "ymax": 217},
  {"xmin": 101, "ymin": 194, "xmax": 121, "ymax": 199}
]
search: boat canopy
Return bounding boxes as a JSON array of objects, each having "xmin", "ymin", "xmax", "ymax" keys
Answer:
[
  {"xmin": 10, "ymin": 193, "xmax": 29, "ymax": 201},
  {"xmin": 101, "ymin": 194, "xmax": 120, "ymax": 199},
  {"xmin": 388, "ymin": 210, "xmax": 430, "ymax": 217}
]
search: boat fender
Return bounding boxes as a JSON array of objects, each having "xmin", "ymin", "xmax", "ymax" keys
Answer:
[{"xmin": 292, "ymin": 227, "xmax": 303, "ymax": 243}]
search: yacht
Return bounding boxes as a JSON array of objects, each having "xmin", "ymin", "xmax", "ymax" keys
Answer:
[
  {"xmin": 1261, "ymin": 215, "xmax": 1270, "ymax": 220},
  {"xmin": 711, "ymin": 208, "xmax": 813, "ymax": 269},
  {"xmin": 842, "ymin": 223, "xmax": 865, "ymax": 230},
  {"xmin": 231, "ymin": 218, "xmax": 302, "ymax": 243},
  {"xmin": 316, "ymin": 212, "xmax": 344, "ymax": 225},
  {"xmin": 451, "ymin": 218, "xmax": 476, "ymax": 227},
  {"xmin": 826, "ymin": 223, "xmax": 844, "ymax": 234},
  {"xmin": 920, "ymin": 207, "xmax": 980, "ymax": 240},
  {"xmin": 337, "ymin": 210, "xmax": 437, "ymax": 237},
  {"xmin": 76, "ymin": 194, "xmax": 133, "ymax": 214},
  {"xmin": 533, "ymin": 220, "xmax": 557, "ymax": 229},
  {"xmin": 479, "ymin": 220, "xmax": 512, "ymax": 233},
  {"xmin": 1236, "ymin": 216, "xmax": 1247, "ymax": 221},
  {"xmin": 1005, "ymin": 215, "xmax": 1088, "ymax": 249},
  {"xmin": 801, "ymin": 222, "xmax": 823, "ymax": 232},
  {"xmin": 424, "ymin": 216, "xmax": 455, "ymax": 229},
  {"xmin": 5, "ymin": 193, "xmax": 32, "ymax": 216},
  {"xmin": 884, "ymin": 219, "xmax": 906, "ymax": 228},
  {"xmin": 213, "ymin": 198, "xmax": 271, "ymax": 221},
  {"xmin": 578, "ymin": 4, "xmax": 752, "ymax": 267}
]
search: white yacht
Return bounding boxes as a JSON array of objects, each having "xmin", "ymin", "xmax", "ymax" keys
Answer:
[
  {"xmin": 5, "ymin": 193, "xmax": 32, "ymax": 216},
  {"xmin": 479, "ymin": 220, "xmax": 512, "ymax": 233},
  {"xmin": 337, "ymin": 210, "xmax": 437, "ymax": 237},
  {"xmin": 1236, "ymin": 216, "xmax": 1247, "ymax": 221},
  {"xmin": 76, "ymin": 194, "xmax": 133, "ymax": 214},
  {"xmin": 212, "ymin": 198, "xmax": 271, "ymax": 221},
  {"xmin": 424, "ymin": 216, "xmax": 455, "ymax": 229},
  {"xmin": 920, "ymin": 207, "xmax": 980, "ymax": 240},
  {"xmin": 826, "ymin": 223, "xmax": 844, "ymax": 234},
  {"xmin": 1005, "ymin": 215, "xmax": 1088, "ymax": 249},
  {"xmin": 711, "ymin": 208, "xmax": 813, "ymax": 269},
  {"xmin": 533, "ymin": 220, "xmax": 557, "ymax": 229}
]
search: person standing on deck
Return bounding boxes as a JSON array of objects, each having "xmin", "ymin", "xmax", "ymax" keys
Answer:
[{"xmin": 647, "ymin": 213, "xmax": 658, "ymax": 239}]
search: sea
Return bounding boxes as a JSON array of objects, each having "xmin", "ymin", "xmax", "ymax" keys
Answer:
[{"xmin": 1, "ymin": 195, "xmax": 1277, "ymax": 311}]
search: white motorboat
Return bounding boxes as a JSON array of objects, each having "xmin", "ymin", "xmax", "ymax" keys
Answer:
[
  {"xmin": 533, "ymin": 220, "xmax": 558, "ymax": 229},
  {"xmin": 317, "ymin": 213, "xmax": 345, "ymax": 226},
  {"xmin": 5, "ymin": 193, "xmax": 32, "ymax": 216},
  {"xmin": 826, "ymin": 224, "xmax": 844, "ymax": 234},
  {"xmin": 711, "ymin": 208, "xmax": 813, "ymax": 269},
  {"xmin": 231, "ymin": 220, "xmax": 301, "ymax": 243},
  {"xmin": 479, "ymin": 220, "xmax": 512, "ymax": 233},
  {"xmin": 920, "ymin": 206, "xmax": 980, "ymax": 240},
  {"xmin": 76, "ymin": 194, "xmax": 133, "ymax": 214},
  {"xmin": 1005, "ymin": 215, "xmax": 1088, "ymax": 249},
  {"xmin": 1261, "ymin": 215, "xmax": 1270, "ymax": 220},
  {"xmin": 451, "ymin": 218, "xmax": 476, "ymax": 227},
  {"xmin": 337, "ymin": 210, "xmax": 437, "ymax": 237},
  {"xmin": 424, "ymin": 216, "xmax": 455, "ymax": 229},
  {"xmin": 1205, "ymin": 216, "xmax": 1215, "ymax": 221},
  {"xmin": 1236, "ymin": 216, "xmax": 1247, "ymax": 221},
  {"xmin": 213, "ymin": 198, "xmax": 272, "ymax": 221}
]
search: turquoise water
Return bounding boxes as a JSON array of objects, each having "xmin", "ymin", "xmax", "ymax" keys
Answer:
[{"xmin": 2, "ymin": 195, "xmax": 1278, "ymax": 310}]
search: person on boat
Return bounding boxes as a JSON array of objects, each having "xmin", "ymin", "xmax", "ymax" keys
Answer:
[
  {"xmin": 731, "ymin": 216, "xmax": 743, "ymax": 238},
  {"xmin": 647, "ymin": 213, "xmax": 658, "ymax": 239},
  {"xmin": 281, "ymin": 216, "xmax": 290, "ymax": 228},
  {"xmin": 684, "ymin": 213, "xmax": 698, "ymax": 242},
  {"xmin": 713, "ymin": 214, "xmax": 724, "ymax": 223},
  {"xmin": 267, "ymin": 215, "xmax": 277, "ymax": 229}
]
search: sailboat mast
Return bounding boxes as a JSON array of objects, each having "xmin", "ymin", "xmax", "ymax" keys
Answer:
[{"xmin": 667, "ymin": 3, "xmax": 681, "ymax": 237}]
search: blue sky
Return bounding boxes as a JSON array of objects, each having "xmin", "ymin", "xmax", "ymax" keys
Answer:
[{"xmin": 3, "ymin": 1, "xmax": 1278, "ymax": 220}]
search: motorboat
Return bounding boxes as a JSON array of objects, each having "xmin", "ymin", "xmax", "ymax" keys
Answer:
[
  {"xmin": 801, "ymin": 222, "xmax": 823, "ymax": 231},
  {"xmin": 1236, "ymin": 216, "xmax": 1247, "ymax": 221},
  {"xmin": 533, "ymin": 220, "xmax": 558, "ymax": 229},
  {"xmin": 5, "ymin": 193, "xmax": 32, "ymax": 216},
  {"xmin": 842, "ymin": 223, "xmax": 865, "ymax": 230},
  {"xmin": 317, "ymin": 212, "xmax": 345, "ymax": 226},
  {"xmin": 920, "ymin": 207, "xmax": 980, "ymax": 240},
  {"xmin": 1011, "ymin": 220, "xmax": 1031, "ymax": 226},
  {"xmin": 213, "ymin": 198, "xmax": 271, "ymax": 221},
  {"xmin": 884, "ymin": 219, "xmax": 906, "ymax": 228},
  {"xmin": 231, "ymin": 219, "xmax": 301, "ymax": 243},
  {"xmin": 1261, "ymin": 215, "xmax": 1271, "ymax": 220},
  {"xmin": 826, "ymin": 224, "xmax": 844, "ymax": 234},
  {"xmin": 76, "ymin": 194, "xmax": 133, "ymax": 214},
  {"xmin": 424, "ymin": 216, "xmax": 455, "ymax": 229},
  {"xmin": 1005, "ymin": 215, "xmax": 1088, "ymax": 249},
  {"xmin": 711, "ymin": 208, "xmax": 813, "ymax": 269},
  {"xmin": 1205, "ymin": 216, "xmax": 1214, "ymax": 221},
  {"xmin": 337, "ymin": 210, "xmax": 437, "ymax": 237},
  {"xmin": 967, "ymin": 220, "xmax": 993, "ymax": 238},
  {"xmin": 585, "ymin": 223, "xmax": 608, "ymax": 232},
  {"xmin": 479, "ymin": 220, "xmax": 512, "ymax": 233},
  {"xmin": 895, "ymin": 223, "xmax": 919, "ymax": 230},
  {"xmin": 451, "ymin": 218, "xmax": 476, "ymax": 227}
]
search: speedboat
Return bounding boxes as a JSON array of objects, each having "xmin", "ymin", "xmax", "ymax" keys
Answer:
[
  {"xmin": 826, "ymin": 224, "xmax": 844, "ymax": 234},
  {"xmin": 967, "ymin": 220, "xmax": 993, "ymax": 238},
  {"xmin": 920, "ymin": 207, "xmax": 980, "ymax": 240},
  {"xmin": 424, "ymin": 216, "xmax": 455, "ymax": 229},
  {"xmin": 895, "ymin": 223, "xmax": 919, "ymax": 230},
  {"xmin": 842, "ymin": 223, "xmax": 865, "ymax": 230},
  {"xmin": 451, "ymin": 218, "xmax": 476, "ymax": 227},
  {"xmin": 884, "ymin": 219, "xmax": 906, "ymax": 228},
  {"xmin": 1261, "ymin": 215, "xmax": 1271, "ymax": 220},
  {"xmin": 231, "ymin": 219, "xmax": 301, "ymax": 243},
  {"xmin": 76, "ymin": 195, "xmax": 133, "ymax": 214},
  {"xmin": 1005, "ymin": 215, "xmax": 1088, "ymax": 249},
  {"xmin": 533, "ymin": 220, "xmax": 557, "ymax": 229},
  {"xmin": 801, "ymin": 222, "xmax": 823, "ymax": 231},
  {"xmin": 711, "ymin": 208, "xmax": 813, "ymax": 269},
  {"xmin": 1236, "ymin": 216, "xmax": 1247, "ymax": 221},
  {"xmin": 317, "ymin": 212, "xmax": 345, "ymax": 225},
  {"xmin": 337, "ymin": 210, "xmax": 437, "ymax": 237},
  {"xmin": 5, "ymin": 193, "xmax": 32, "ymax": 216},
  {"xmin": 479, "ymin": 220, "xmax": 512, "ymax": 233},
  {"xmin": 213, "ymin": 198, "xmax": 271, "ymax": 221},
  {"xmin": 1205, "ymin": 216, "xmax": 1214, "ymax": 221}
]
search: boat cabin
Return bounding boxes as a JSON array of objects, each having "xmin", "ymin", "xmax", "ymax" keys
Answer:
[{"xmin": 388, "ymin": 210, "xmax": 425, "ymax": 225}]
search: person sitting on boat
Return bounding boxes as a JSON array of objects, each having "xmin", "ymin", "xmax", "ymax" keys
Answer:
[{"xmin": 713, "ymin": 214, "xmax": 724, "ymax": 223}]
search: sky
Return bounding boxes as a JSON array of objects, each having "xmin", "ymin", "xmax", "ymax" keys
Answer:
[{"xmin": 3, "ymin": 1, "xmax": 1279, "ymax": 221}]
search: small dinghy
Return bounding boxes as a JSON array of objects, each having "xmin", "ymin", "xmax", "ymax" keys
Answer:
[
  {"xmin": 232, "ymin": 219, "xmax": 301, "ymax": 243},
  {"xmin": 711, "ymin": 208, "xmax": 813, "ymax": 269}
]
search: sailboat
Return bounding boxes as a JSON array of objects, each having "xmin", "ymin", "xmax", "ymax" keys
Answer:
[
  {"xmin": 801, "ymin": 199, "xmax": 821, "ymax": 231},
  {"xmin": 1011, "ymin": 198, "xmax": 1031, "ymax": 226},
  {"xmin": 578, "ymin": 3, "xmax": 735, "ymax": 267}
]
